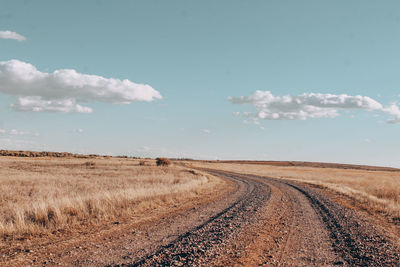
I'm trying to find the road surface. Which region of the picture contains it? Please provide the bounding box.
[115,169,400,266]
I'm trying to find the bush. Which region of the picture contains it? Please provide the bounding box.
[84,161,96,168]
[156,157,171,166]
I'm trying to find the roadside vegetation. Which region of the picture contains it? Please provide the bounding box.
[0,157,219,237]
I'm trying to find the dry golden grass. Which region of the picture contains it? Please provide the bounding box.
[0,157,220,237]
[188,161,400,221]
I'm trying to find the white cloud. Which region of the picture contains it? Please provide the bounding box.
[10,97,93,113]
[0,31,26,41]
[243,118,260,125]
[0,128,39,136]
[0,138,49,150]
[136,146,150,152]
[0,128,46,151]
[74,128,84,133]
[364,138,371,143]
[0,60,162,113]
[229,90,400,124]
[383,104,400,124]
[201,129,211,133]
[134,146,189,158]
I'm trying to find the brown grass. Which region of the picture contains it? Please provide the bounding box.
[0,157,221,237]
[187,161,400,223]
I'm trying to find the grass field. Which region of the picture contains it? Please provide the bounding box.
[0,157,221,237]
[188,161,400,223]
[2,155,399,241]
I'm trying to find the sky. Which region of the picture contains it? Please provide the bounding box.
[0,0,400,167]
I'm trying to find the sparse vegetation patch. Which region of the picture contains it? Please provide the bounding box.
[156,157,171,166]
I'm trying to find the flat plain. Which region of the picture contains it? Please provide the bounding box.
[1,154,399,266]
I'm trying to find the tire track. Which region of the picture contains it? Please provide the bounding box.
[117,170,271,266]
[219,171,342,266]
[285,182,400,266]
[212,170,400,266]
[115,169,400,266]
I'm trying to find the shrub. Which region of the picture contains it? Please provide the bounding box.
[156,157,171,166]
[84,161,96,168]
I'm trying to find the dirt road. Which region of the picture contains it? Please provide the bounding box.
[7,169,399,266]
[116,169,400,266]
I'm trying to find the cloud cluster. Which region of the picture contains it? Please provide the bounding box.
[0,30,26,41]
[0,60,162,113]
[229,90,400,123]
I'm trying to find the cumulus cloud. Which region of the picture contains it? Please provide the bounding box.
[201,129,211,134]
[0,60,162,113]
[229,90,400,123]
[0,30,26,41]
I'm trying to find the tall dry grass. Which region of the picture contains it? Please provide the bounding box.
[189,161,400,221]
[0,157,218,237]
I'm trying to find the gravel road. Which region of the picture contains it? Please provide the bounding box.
[117,169,400,266]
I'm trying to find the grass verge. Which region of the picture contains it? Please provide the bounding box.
[0,157,220,238]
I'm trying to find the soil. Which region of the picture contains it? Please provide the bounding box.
[2,168,399,266]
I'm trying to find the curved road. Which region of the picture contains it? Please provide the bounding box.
[113,169,399,266]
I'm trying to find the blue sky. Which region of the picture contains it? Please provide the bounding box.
[0,0,400,167]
